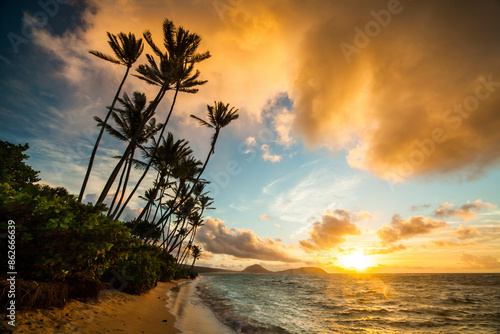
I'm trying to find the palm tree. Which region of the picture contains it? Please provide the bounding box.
[97,19,210,205]
[95,91,161,219]
[190,101,239,182]
[132,133,192,225]
[79,32,144,202]
[142,102,239,243]
[190,245,202,270]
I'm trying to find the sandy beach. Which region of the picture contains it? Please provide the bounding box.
[10,280,183,334]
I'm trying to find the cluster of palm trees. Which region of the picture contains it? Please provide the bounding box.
[78,19,239,270]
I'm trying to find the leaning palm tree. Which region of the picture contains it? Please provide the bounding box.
[142,102,238,242]
[97,19,210,206]
[79,32,144,202]
[132,133,192,225]
[189,101,239,192]
[95,91,161,219]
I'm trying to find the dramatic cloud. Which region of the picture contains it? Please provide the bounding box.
[290,0,500,181]
[453,225,483,240]
[299,210,362,251]
[196,218,298,262]
[433,199,496,220]
[27,0,500,185]
[377,215,448,244]
[460,253,500,269]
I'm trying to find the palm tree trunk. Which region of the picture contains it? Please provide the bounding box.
[147,129,219,237]
[78,65,131,202]
[97,85,168,205]
[107,152,129,217]
[114,87,180,221]
[110,149,135,220]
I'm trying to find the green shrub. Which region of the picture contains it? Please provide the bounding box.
[0,183,133,281]
[105,241,181,295]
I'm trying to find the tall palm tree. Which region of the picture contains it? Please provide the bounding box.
[95,91,161,219]
[97,19,210,205]
[132,133,192,225]
[79,32,144,202]
[190,101,239,183]
[143,102,239,242]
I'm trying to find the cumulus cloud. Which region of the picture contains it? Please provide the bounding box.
[453,225,483,240]
[377,215,448,244]
[433,199,496,220]
[460,253,500,269]
[258,214,270,220]
[290,0,500,181]
[299,209,363,251]
[261,144,282,163]
[245,136,256,147]
[196,218,298,262]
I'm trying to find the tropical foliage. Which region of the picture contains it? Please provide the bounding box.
[0,18,238,307]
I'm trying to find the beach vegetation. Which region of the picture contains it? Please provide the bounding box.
[0,17,238,310]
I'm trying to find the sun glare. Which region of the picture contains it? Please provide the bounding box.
[339,251,371,271]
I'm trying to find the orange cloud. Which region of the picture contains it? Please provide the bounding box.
[299,209,362,251]
[35,0,500,183]
[196,218,298,262]
[433,200,496,220]
[427,240,477,248]
[453,225,483,240]
[366,244,407,255]
[460,253,500,269]
[377,215,448,244]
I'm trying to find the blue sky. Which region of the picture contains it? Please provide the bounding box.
[1,0,500,272]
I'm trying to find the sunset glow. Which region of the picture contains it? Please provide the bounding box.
[1,0,500,274]
[339,251,372,271]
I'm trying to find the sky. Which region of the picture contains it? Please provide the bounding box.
[1,0,500,273]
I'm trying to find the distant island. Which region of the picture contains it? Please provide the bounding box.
[194,264,327,274]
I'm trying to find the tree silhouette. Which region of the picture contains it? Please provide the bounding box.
[79,32,144,202]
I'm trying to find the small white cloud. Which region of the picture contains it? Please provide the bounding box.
[245,136,257,147]
[261,144,282,163]
[273,108,295,148]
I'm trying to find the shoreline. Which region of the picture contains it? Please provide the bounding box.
[168,278,236,334]
[10,280,186,334]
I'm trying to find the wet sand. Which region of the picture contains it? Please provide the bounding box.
[168,279,236,334]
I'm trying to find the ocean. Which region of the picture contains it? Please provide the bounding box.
[193,273,500,333]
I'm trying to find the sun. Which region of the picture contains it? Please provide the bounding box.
[339,251,371,271]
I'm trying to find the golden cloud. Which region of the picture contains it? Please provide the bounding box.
[452,225,483,240]
[299,209,363,251]
[377,214,448,244]
[196,218,298,262]
[433,200,496,220]
[460,253,500,269]
[37,0,500,181]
